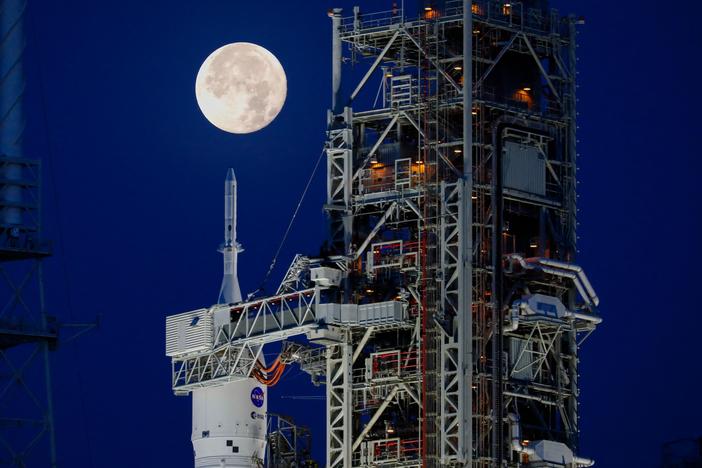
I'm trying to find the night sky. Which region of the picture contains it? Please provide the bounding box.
[18,0,700,466]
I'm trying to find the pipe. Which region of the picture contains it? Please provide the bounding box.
[461,2,473,462]
[329,8,343,115]
[535,258,599,306]
[563,310,602,325]
[537,266,591,307]
[503,302,521,332]
[506,255,597,308]
[573,455,596,467]
[503,391,557,406]
[508,413,534,456]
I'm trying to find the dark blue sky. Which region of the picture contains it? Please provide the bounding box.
[21,0,700,466]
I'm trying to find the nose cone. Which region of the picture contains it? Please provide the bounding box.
[226,168,236,184]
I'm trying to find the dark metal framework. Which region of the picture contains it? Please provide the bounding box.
[320,1,597,466]
[0,156,57,467]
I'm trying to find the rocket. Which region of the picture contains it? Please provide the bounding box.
[218,168,242,304]
[190,169,267,467]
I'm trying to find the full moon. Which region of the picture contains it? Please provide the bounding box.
[195,43,287,134]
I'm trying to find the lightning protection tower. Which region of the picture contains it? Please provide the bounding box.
[0,0,57,466]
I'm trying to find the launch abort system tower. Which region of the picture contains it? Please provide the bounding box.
[166,2,601,467]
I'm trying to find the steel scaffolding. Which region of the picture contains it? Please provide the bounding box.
[166,2,600,467]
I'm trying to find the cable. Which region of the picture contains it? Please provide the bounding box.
[248,147,326,300]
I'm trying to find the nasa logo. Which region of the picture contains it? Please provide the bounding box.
[250,387,264,408]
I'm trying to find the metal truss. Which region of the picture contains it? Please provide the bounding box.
[326,109,354,255]
[171,340,262,393]
[276,255,311,295]
[221,288,318,342]
[265,413,315,468]
[0,154,57,466]
[438,181,464,465]
[170,288,320,392]
[326,339,352,468]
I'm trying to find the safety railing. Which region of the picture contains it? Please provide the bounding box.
[340,8,405,34]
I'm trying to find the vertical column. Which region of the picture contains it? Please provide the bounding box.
[38,263,57,468]
[325,109,354,257]
[460,0,474,464]
[0,0,27,226]
[566,15,580,450]
[330,8,343,115]
[326,340,352,467]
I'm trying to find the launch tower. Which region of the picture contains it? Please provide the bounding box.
[166,1,601,467]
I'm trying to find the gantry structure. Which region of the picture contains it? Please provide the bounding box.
[166,1,601,467]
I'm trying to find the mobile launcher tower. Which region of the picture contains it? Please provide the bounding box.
[165,1,602,467]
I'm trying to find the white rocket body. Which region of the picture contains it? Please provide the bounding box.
[191,169,268,467]
[191,381,267,467]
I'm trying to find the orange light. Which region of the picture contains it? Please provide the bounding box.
[514,89,534,108]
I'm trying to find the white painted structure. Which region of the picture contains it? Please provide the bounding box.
[192,380,267,467]
[168,169,267,467]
